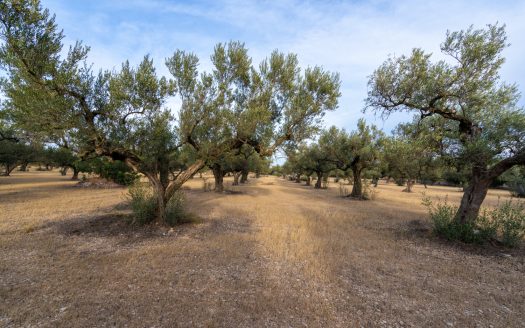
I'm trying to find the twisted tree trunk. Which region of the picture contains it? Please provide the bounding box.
[212,163,224,192]
[3,164,17,176]
[241,167,248,183]
[60,167,69,176]
[314,171,322,189]
[350,166,363,198]
[402,179,414,192]
[452,150,525,224]
[140,159,205,225]
[71,167,79,180]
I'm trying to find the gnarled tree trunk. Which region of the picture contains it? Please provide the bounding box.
[154,183,168,224]
[241,168,248,183]
[295,173,301,183]
[402,179,414,192]
[3,164,17,176]
[71,167,79,180]
[315,171,323,189]
[455,172,492,224]
[350,166,362,198]
[60,166,68,176]
[212,163,224,192]
[140,159,205,225]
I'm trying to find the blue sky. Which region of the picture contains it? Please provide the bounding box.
[43,0,525,135]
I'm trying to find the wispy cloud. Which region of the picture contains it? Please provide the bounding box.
[43,0,525,133]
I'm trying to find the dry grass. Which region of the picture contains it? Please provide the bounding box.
[1,171,524,327]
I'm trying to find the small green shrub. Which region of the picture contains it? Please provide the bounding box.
[98,160,138,186]
[362,179,378,200]
[422,196,525,247]
[127,182,187,226]
[128,182,157,225]
[165,191,186,226]
[491,200,525,247]
[473,210,499,243]
[422,196,493,244]
[80,158,139,186]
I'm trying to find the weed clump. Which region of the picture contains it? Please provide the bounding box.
[127,182,187,226]
[202,177,213,192]
[422,195,525,247]
[362,179,378,200]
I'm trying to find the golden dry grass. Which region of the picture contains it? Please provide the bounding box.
[1,171,524,327]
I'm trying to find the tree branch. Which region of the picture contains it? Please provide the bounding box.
[488,148,525,179]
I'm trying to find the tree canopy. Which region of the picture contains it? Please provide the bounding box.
[366,24,525,222]
[0,0,340,224]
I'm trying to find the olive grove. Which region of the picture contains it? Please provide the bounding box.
[0,0,340,224]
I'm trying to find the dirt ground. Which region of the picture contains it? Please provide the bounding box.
[0,171,524,327]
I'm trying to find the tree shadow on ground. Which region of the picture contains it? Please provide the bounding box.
[45,213,164,240]
[42,201,256,246]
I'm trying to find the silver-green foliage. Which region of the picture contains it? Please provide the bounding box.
[367,23,525,223]
[423,196,525,247]
[491,201,525,247]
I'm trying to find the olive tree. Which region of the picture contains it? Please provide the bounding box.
[320,120,384,198]
[0,0,340,224]
[0,137,34,175]
[382,136,424,192]
[390,117,446,189]
[366,24,525,223]
[283,144,314,184]
[305,143,335,189]
[0,112,36,175]
[42,147,78,177]
[209,145,265,190]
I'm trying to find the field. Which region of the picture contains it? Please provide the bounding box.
[1,171,524,327]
